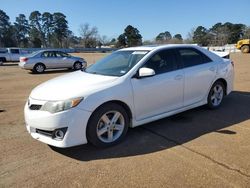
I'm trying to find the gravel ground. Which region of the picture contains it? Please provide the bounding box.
[0,52,250,187]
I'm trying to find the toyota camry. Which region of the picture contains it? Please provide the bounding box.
[24,44,234,148]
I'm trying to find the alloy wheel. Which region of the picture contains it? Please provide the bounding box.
[36,64,44,73]
[211,84,224,107]
[96,111,125,143]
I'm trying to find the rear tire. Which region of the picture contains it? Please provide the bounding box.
[33,63,45,73]
[207,81,225,109]
[241,45,250,53]
[86,103,129,147]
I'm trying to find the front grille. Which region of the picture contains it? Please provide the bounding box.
[29,104,42,110]
[36,129,53,137]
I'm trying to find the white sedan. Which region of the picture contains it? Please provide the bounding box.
[19,50,87,73]
[24,44,234,148]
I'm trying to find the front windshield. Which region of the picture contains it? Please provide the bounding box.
[85,50,148,76]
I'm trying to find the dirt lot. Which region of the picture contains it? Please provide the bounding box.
[0,53,250,187]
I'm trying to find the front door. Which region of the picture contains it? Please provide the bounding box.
[131,49,184,121]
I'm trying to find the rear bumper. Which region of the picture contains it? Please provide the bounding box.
[24,100,92,148]
[226,66,234,95]
[19,62,33,70]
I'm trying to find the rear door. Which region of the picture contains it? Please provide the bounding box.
[176,48,217,106]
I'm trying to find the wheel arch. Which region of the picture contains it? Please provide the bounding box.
[212,78,228,95]
[35,62,46,68]
[74,61,82,65]
[87,100,133,127]
[32,62,46,73]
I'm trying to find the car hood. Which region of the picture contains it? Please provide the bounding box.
[30,71,119,101]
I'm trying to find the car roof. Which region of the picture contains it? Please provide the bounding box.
[119,44,223,62]
[38,49,64,53]
[119,44,200,51]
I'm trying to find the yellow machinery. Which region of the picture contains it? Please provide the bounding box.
[236,39,250,53]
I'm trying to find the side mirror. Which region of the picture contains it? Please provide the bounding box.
[138,67,155,78]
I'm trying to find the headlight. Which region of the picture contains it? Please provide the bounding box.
[41,98,83,113]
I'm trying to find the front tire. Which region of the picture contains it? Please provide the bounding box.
[86,103,129,147]
[73,61,82,70]
[207,81,225,109]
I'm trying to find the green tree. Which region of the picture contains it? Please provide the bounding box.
[42,12,54,47]
[63,30,77,48]
[210,22,227,45]
[29,27,42,47]
[193,26,210,46]
[124,25,142,47]
[14,14,30,47]
[52,12,69,47]
[0,9,14,47]
[156,31,172,43]
[209,22,246,45]
[116,34,126,48]
[109,38,116,46]
[243,26,250,39]
[173,34,183,41]
[226,23,245,43]
[29,11,45,47]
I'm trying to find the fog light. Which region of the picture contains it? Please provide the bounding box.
[55,130,64,139]
[53,127,67,140]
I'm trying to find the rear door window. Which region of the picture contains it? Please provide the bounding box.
[41,51,55,58]
[177,48,212,68]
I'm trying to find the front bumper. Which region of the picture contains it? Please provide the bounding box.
[24,99,92,148]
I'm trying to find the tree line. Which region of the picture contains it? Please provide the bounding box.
[0,10,72,48]
[192,23,250,46]
[0,9,249,48]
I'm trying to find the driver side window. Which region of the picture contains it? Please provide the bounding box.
[143,49,178,75]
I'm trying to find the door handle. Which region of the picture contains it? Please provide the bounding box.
[209,67,215,72]
[174,75,183,80]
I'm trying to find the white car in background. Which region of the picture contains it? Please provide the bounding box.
[24,44,234,148]
[19,50,87,73]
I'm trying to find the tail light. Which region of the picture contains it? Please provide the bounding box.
[20,57,28,62]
